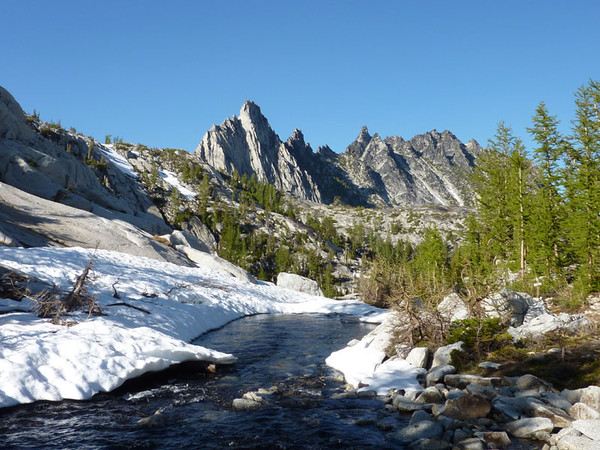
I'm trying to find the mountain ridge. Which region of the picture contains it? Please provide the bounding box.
[195,101,482,207]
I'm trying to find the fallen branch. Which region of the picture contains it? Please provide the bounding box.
[106,302,151,314]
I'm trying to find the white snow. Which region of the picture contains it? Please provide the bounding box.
[358,359,426,396]
[0,246,388,409]
[160,170,197,199]
[326,312,426,396]
[98,144,139,179]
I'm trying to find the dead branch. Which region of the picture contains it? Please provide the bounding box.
[112,279,121,299]
[107,302,151,314]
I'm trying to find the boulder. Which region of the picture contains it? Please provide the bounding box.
[540,391,574,411]
[431,342,463,369]
[491,396,529,422]
[437,293,469,323]
[508,312,590,341]
[465,384,499,400]
[580,386,600,412]
[276,272,323,297]
[516,374,554,392]
[441,394,491,421]
[444,374,502,390]
[504,417,554,439]
[406,347,429,369]
[524,400,573,428]
[169,230,211,254]
[178,245,256,283]
[180,216,217,253]
[478,361,501,371]
[455,437,485,449]
[478,431,511,448]
[570,403,600,420]
[427,365,456,387]
[392,395,433,413]
[410,409,434,425]
[480,289,534,326]
[572,419,600,441]
[232,398,263,411]
[416,386,445,404]
[390,417,443,445]
[556,435,600,449]
[562,388,584,405]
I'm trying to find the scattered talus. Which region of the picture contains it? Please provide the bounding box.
[196,101,482,207]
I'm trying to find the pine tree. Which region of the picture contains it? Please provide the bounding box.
[566,80,600,290]
[471,122,515,261]
[527,102,566,275]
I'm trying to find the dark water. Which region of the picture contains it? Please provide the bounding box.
[0,314,408,449]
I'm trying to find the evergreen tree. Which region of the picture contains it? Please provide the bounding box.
[471,122,515,261]
[566,80,600,289]
[527,102,566,275]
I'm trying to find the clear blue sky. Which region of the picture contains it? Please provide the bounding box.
[2,1,599,153]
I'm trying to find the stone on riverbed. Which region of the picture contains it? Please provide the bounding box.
[416,386,445,404]
[427,364,456,386]
[390,410,443,445]
[570,402,600,420]
[572,419,600,441]
[393,394,433,412]
[439,394,491,421]
[504,417,553,439]
[444,374,502,390]
[232,397,263,411]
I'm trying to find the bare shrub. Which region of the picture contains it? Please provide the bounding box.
[32,257,103,325]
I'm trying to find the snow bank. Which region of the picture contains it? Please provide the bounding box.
[326,312,425,395]
[0,247,384,408]
[159,169,197,198]
[99,144,139,179]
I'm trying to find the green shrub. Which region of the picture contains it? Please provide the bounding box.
[447,317,510,357]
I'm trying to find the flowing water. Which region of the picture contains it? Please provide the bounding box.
[0,314,409,449]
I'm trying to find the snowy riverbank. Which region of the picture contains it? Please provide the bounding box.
[0,247,390,409]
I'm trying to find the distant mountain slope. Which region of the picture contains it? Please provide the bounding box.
[195,102,482,207]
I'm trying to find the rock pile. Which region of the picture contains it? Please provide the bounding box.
[379,369,600,448]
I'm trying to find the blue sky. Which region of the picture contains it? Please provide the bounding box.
[2,1,599,153]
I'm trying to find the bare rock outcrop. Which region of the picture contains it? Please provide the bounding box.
[195,101,482,208]
[0,86,170,235]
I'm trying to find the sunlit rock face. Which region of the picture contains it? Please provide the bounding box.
[196,101,482,207]
[195,101,321,202]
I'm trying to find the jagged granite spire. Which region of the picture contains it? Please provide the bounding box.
[195,103,482,207]
[195,102,321,202]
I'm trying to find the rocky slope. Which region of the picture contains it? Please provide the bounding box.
[196,101,482,207]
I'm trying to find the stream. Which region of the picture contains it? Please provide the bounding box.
[0,314,408,449]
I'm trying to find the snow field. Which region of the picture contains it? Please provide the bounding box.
[0,247,389,408]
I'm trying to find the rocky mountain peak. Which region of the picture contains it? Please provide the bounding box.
[195,102,481,208]
[346,126,373,157]
[195,102,321,202]
[287,128,306,147]
[357,125,372,145]
[240,100,262,118]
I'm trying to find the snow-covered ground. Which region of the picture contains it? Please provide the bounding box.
[0,246,398,409]
[159,169,197,198]
[99,144,139,179]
